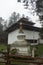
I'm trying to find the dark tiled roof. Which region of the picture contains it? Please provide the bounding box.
[18,18,35,25]
[5,18,40,33]
[5,22,40,33]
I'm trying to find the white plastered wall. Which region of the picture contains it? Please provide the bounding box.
[8,29,39,44]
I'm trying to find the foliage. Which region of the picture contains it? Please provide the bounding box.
[0,17,4,23]
[36,0,43,20]
[36,0,43,39]
[8,12,20,26]
[0,63,5,65]
[0,17,4,34]
[31,44,43,57]
[36,0,43,13]
[0,44,7,51]
[0,23,3,34]
[18,0,37,11]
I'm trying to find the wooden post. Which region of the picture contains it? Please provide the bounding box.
[32,47,35,57]
[6,44,10,65]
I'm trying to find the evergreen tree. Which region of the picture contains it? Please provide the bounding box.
[8,12,20,26]
[36,0,43,39]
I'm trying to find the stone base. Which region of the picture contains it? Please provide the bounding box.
[11,46,31,56]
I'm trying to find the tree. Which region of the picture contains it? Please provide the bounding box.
[8,12,20,26]
[0,23,3,35]
[17,0,37,17]
[0,17,7,44]
[0,17,4,34]
[36,0,43,20]
[0,17,4,23]
[36,0,43,39]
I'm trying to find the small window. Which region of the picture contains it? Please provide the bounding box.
[26,39,37,43]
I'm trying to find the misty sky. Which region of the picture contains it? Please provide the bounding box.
[0,0,41,27]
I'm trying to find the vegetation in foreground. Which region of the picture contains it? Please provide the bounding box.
[0,44,43,57]
[31,44,43,57]
[0,44,7,51]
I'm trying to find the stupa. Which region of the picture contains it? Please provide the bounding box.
[11,22,31,56]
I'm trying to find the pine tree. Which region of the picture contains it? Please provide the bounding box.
[36,0,43,39]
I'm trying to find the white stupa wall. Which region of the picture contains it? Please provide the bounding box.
[8,29,39,44]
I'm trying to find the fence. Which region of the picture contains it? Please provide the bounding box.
[0,45,43,65]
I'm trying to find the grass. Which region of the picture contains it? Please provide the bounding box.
[0,63,5,65]
[11,61,30,65]
[0,44,7,52]
[0,44,7,51]
[31,44,43,57]
[0,62,31,65]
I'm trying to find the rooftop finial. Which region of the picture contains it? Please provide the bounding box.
[19,22,23,33]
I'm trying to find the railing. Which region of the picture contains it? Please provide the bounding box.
[0,45,43,65]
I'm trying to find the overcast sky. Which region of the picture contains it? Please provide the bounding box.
[0,0,41,27]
